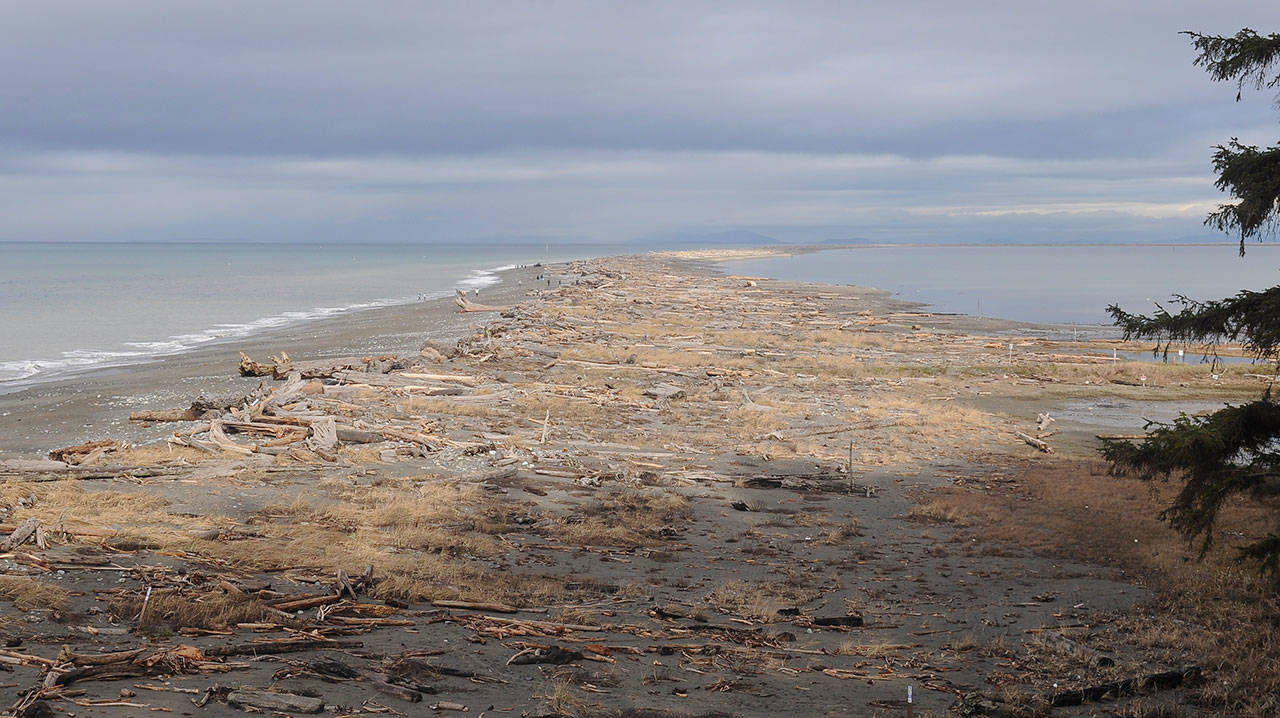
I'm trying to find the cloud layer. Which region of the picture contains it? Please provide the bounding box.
[2,1,1278,243]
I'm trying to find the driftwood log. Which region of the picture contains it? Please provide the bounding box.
[1014,431,1053,453]
[455,289,511,313]
[1049,666,1199,707]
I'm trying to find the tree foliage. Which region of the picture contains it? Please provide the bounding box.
[1183,30,1280,252]
[1104,29,1280,587]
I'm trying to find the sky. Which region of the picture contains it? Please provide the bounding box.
[2,1,1280,245]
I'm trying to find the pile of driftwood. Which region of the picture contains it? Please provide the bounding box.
[126,352,497,462]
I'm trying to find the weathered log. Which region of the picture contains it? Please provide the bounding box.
[380,427,441,451]
[372,679,424,702]
[294,355,400,379]
[203,638,362,658]
[57,646,147,666]
[238,352,291,378]
[644,383,686,401]
[169,435,219,455]
[460,465,518,484]
[49,440,121,463]
[507,645,582,665]
[207,421,254,455]
[1049,666,1199,707]
[306,417,338,454]
[1,518,41,551]
[455,289,511,313]
[1014,431,1053,453]
[128,409,198,423]
[226,689,323,714]
[813,615,864,627]
[399,372,480,386]
[271,594,342,612]
[431,599,519,613]
[336,426,385,444]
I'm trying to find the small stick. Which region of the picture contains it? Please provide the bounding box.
[540,409,551,444]
[137,586,153,626]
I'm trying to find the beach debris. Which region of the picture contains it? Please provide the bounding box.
[812,615,865,628]
[129,408,200,422]
[1013,431,1053,453]
[455,289,511,313]
[47,439,121,464]
[506,644,582,665]
[1048,666,1200,707]
[643,383,686,401]
[0,518,42,551]
[1036,412,1055,433]
[431,599,520,613]
[238,351,292,378]
[226,688,324,714]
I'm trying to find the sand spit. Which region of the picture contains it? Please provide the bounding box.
[0,251,1271,716]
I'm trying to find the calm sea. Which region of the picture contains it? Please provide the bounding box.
[723,244,1280,326]
[0,242,619,387]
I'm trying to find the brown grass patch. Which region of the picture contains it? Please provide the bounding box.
[0,576,70,611]
[110,590,281,633]
[705,579,821,623]
[549,490,690,548]
[917,460,1280,715]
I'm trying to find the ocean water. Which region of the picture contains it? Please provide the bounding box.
[723,244,1280,326]
[0,242,614,387]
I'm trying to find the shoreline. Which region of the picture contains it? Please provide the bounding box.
[0,262,554,458]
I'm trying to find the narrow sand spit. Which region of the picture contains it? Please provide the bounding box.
[0,251,1271,716]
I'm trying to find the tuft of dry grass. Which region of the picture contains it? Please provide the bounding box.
[548,490,690,548]
[917,461,1280,715]
[705,579,820,623]
[0,576,70,612]
[833,641,912,658]
[110,590,281,633]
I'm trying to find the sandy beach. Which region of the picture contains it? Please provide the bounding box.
[0,249,1272,716]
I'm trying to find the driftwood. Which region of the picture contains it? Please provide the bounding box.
[399,372,480,386]
[49,440,121,463]
[813,615,864,627]
[431,599,519,613]
[0,519,41,551]
[239,353,399,380]
[128,409,199,423]
[226,689,323,714]
[207,421,254,456]
[1014,431,1053,453]
[506,645,582,665]
[336,426,384,444]
[1049,666,1199,707]
[204,638,362,658]
[306,417,339,455]
[238,351,292,378]
[644,383,686,401]
[455,289,511,313]
[380,427,441,451]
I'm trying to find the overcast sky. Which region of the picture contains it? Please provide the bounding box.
[2,1,1279,244]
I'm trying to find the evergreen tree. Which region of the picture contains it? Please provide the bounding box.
[1104,29,1280,585]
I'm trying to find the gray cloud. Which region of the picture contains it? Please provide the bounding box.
[1,1,1278,243]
